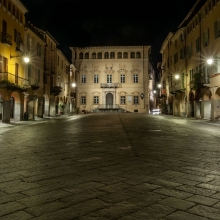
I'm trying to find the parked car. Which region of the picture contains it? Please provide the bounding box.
[152,109,161,115]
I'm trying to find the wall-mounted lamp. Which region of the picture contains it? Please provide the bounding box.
[206,56,220,65]
[10,53,30,63]
[140,93,144,99]
[158,84,162,88]
[71,83,76,88]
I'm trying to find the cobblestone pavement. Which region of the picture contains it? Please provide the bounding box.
[1,113,220,219]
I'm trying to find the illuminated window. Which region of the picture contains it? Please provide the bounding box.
[134,96,139,104]
[133,74,138,83]
[94,96,99,104]
[120,74,125,83]
[120,96,126,104]
[81,74,86,83]
[94,74,98,83]
[107,74,112,83]
[81,96,86,104]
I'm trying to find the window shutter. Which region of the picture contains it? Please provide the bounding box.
[214,21,217,39]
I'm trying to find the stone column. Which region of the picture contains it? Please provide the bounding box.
[2,100,11,123]
[27,96,35,120]
[38,97,43,118]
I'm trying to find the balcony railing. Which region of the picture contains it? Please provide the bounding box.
[0,72,29,87]
[169,83,186,94]
[1,32,12,46]
[100,83,120,88]
[15,43,24,54]
[0,72,41,91]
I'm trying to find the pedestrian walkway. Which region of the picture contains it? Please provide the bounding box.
[1,113,220,219]
[0,114,73,128]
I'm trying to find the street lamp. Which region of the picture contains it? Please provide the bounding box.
[207,58,213,65]
[158,84,161,88]
[175,74,180,79]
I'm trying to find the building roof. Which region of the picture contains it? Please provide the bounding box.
[178,0,207,28]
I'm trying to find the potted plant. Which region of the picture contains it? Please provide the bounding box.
[59,103,65,114]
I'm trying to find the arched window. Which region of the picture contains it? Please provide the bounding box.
[79,52,83,59]
[110,52,115,59]
[104,52,109,59]
[130,52,135,58]
[117,52,122,59]
[92,52,96,59]
[97,52,102,59]
[85,52,89,59]
[123,52,128,59]
[136,52,141,58]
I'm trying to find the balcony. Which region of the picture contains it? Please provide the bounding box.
[15,43,25,54]
[169,84,186,94]
[0,72,29,91]
[100,83,120,88]
[1,32,12,46]
[51,86,62,96]
[70,92,76,98]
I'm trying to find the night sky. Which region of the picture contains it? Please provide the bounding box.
[21,0,198,64]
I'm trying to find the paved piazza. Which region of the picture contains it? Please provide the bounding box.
[1,113,220,219]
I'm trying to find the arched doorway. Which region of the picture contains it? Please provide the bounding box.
[189,90,194,117]
[11,91,22,121]
[10,97,15,118]
[106,93,113,105]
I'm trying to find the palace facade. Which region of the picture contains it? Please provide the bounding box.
[70,46,155,113]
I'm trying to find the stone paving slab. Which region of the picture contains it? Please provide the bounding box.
[1,114,220,219]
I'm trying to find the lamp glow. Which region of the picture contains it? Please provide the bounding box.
[158,84,161,88]
[175,74,179,79]
[71,83,76,87]
[23,57,30,63]
[207,58,213,65]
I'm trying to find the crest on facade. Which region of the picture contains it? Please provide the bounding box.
[131,64,141,74]
[131,68,141,74]
[104,64,115,73]
[79,65,88,74]
[90,65,101,74]
[118,64,128,73]
[104,67,115,73]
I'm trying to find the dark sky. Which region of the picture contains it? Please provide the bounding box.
[21,0,198,64]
